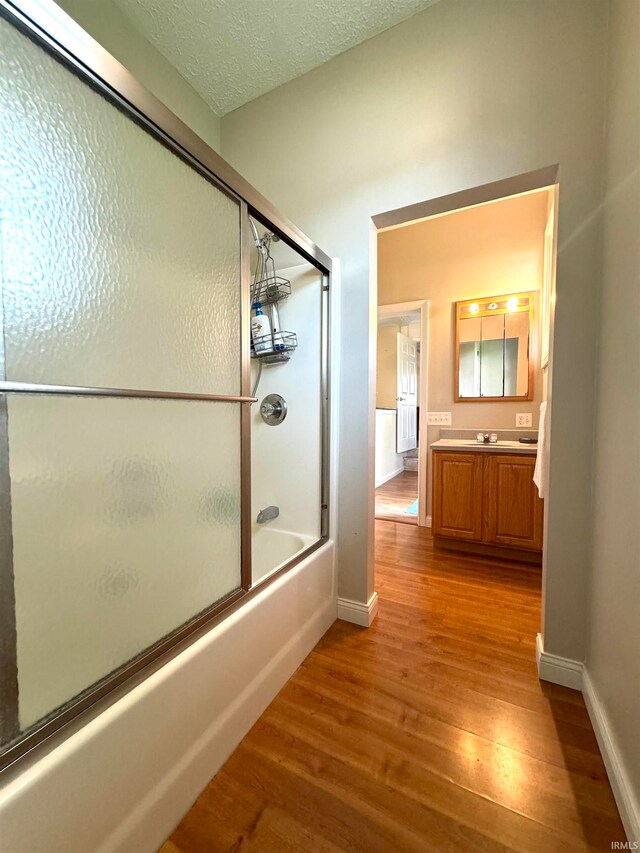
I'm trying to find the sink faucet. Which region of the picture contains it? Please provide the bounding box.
[477,433,498,444]
[257,505,279,524]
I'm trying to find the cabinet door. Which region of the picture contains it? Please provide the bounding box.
[432,452,483,541]
[484,454,544,551]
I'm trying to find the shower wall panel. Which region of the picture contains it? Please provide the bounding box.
[251,263,322,534]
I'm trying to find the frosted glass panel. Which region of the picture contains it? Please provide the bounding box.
[0,18,240,395]
[8,394,241,730]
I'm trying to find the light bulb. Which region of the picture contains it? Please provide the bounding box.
[469,303,480,314]
[507,297,519,312]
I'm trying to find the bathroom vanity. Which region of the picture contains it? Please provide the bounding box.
[431,439,543,563]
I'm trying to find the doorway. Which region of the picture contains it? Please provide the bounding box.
[370,165,559,652]
[375,300,429,526]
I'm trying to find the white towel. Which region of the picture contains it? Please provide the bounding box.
[533,401,548,499]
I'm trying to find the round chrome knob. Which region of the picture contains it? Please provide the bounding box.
[260,393,287,426]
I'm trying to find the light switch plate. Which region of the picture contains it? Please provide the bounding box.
[516,413,532,428]
[427,412,452,425]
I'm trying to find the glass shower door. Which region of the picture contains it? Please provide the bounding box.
[0,16,245,746]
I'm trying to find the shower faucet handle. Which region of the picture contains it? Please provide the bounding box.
[260,393,287,426]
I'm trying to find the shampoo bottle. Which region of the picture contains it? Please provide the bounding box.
[251,302,273,353]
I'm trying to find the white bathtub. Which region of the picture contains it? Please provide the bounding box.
[252,526,318,585]
[0,539,336,852]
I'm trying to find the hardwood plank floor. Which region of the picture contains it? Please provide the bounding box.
[375,470,418,524]
[160,521,625,852]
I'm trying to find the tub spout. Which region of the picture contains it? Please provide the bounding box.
[257,505,279,524]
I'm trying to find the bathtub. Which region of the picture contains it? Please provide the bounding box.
[0,538,336,852]
[252,526,319,585]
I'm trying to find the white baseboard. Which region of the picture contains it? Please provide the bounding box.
[535,633,583,690]
[582,668,640,844]
[375,466,404,488]
[536,639,639,843]
[337,592,379,627]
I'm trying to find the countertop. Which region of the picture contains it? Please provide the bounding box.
[431,438,538,455]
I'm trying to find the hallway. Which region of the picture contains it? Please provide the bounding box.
[375,470,419,524]
[162,522,625,852]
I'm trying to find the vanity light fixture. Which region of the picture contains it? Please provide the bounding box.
[488,302,498,310]
[507,296,519,312]
[469,303,480,314]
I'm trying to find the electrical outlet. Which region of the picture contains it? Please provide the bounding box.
[516,413,532,428]
[427,412,452,425]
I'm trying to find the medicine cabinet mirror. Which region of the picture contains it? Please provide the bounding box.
[455,292,534,401]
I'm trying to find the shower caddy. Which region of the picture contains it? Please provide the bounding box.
[250,224,297,365]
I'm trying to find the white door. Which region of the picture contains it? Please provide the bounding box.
[396,332,418,453]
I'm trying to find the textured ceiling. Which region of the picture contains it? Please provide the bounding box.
[113,0,439,115]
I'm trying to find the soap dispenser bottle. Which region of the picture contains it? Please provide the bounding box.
[251,302,273,353]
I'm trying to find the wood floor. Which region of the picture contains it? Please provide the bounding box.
[375,470,418,524]
[161,522,625,852]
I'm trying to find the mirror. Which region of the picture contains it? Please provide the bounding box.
[455,293,533,401]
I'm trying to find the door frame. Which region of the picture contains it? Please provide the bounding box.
[377,300,430,527]
[369,165,560,666]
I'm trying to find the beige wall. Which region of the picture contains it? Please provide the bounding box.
[376,323,399,409]
[587,0,640,838]
[378,191,548,513]
[56,0,221,152]
[221,0,607,659]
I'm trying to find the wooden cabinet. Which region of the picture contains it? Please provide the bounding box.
[484,454,543,551]
[432,452,483,541]
[433,449,543,561]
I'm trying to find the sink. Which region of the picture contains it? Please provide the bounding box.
[462,440,526,448]
[431,438,538,452]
